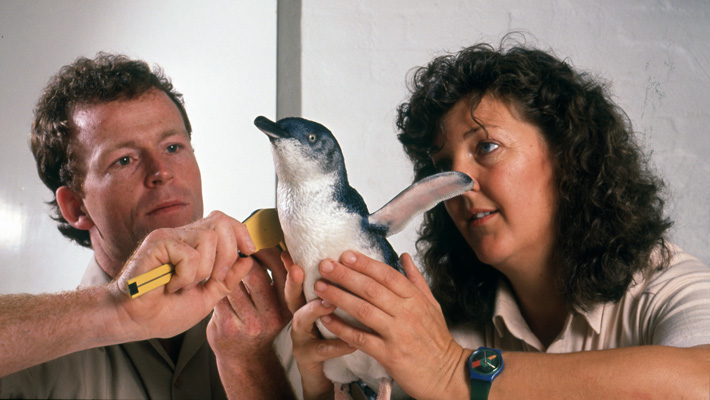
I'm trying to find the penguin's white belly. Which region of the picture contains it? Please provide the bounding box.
[278,196,384,309]
[278,190,407,397]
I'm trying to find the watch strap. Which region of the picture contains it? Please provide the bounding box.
[470,378,492,400]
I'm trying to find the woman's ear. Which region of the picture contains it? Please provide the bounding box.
[56,186,94,230]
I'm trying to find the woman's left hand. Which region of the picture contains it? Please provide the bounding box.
[314,251,471,400]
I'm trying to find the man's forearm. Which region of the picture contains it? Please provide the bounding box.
[0,214,259,378]
[0,286,123,377]
[216,349,296,400]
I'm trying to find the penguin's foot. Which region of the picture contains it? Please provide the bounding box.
[334,382,351,400]
[376,378,392,400]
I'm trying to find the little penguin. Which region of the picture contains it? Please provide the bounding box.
[254,116,473,400]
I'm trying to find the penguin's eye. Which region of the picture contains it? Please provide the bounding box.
[308,134,317,143]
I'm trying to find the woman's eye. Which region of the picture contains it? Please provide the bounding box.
[479,142,499,154]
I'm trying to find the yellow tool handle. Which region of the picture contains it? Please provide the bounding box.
[126,208,285,298]
[127,264,173,298]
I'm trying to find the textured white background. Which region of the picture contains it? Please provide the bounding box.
[2,0,708,294]
[297,0,710,267]
[0,0,277,293]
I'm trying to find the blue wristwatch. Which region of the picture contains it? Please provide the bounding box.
[468,347,504,400]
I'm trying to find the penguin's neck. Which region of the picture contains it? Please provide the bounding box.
[276,173,352,240]
[278,173,336,202]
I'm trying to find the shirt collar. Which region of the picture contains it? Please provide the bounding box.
[491,279,604,350]
[491,279,540,347]
[78,256,112,288]
[577,302,604,335]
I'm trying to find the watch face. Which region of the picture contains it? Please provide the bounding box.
[470,349,502,376]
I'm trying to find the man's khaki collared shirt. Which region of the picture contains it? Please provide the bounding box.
[0,258,227,399]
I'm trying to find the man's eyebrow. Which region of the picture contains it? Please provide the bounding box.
[158,129,190,141]
[99,129,189,157]
[97,139,137,158]
[113,129,188,148]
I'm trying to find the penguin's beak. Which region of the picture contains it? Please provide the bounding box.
[254,116,288,141]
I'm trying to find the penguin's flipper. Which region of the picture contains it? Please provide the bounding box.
[368,171,473,236]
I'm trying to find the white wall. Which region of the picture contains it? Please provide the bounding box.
[2,1,709,295]
[0,0,277,294]
[298,0,710,265]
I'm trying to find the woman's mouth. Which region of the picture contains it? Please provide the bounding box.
[473,211,495,220]
[469,210,498,226]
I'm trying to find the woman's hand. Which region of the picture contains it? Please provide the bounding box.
[313,251,471,400]
[283,252,357,400]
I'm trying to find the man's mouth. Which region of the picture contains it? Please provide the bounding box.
[147,201,188,216]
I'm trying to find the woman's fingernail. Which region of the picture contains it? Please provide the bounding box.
[320,260,334,273]
[342,251,356,265]
[321,299,332,308]
[321,315,332,324]
[315,281,327,292]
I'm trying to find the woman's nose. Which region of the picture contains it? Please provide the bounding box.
[450,158,480,192]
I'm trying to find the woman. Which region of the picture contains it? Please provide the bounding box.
[284,40,710,399]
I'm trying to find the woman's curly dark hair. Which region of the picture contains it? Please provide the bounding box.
[396,39,672,327]
[30,53,191,248]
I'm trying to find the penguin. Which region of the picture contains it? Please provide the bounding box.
[254,116,473,400]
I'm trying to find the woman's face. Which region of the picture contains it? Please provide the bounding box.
[431,95,558,274]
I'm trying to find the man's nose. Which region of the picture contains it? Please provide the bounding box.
[145,154,174,187]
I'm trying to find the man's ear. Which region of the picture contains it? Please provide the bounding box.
[56,186,94,230]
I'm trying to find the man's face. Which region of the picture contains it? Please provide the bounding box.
[69,89,203,274]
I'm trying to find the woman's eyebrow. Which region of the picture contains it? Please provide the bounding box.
[463,125,482,138]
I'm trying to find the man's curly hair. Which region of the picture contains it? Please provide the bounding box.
[396,40,672,327]
[30,53,191,248]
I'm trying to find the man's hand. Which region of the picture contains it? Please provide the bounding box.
[207,247,290,359]
[0,210,256,377]
[207,247,295,399]
[108,210,256,342]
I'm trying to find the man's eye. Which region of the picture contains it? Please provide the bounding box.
[479,142,499,154]
[167,144,180,153]
[117,156,131,166]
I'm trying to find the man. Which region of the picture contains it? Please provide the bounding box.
[0,53,294,399]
